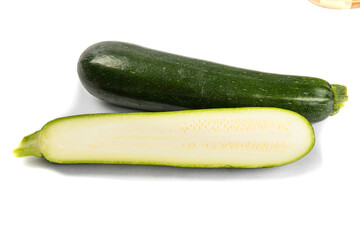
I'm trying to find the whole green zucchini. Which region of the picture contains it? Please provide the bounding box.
[77,41,348,122]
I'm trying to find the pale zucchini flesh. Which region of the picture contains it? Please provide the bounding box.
[14,108,315,168]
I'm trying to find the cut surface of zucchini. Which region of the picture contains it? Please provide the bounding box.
[14,108,315,168]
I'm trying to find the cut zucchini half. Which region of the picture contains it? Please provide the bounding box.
[14,108,315,168]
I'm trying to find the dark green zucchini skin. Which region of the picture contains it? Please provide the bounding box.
[77,41,347,122]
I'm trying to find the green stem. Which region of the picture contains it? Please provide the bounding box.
[331,84,348,116]
[13,130,43,158]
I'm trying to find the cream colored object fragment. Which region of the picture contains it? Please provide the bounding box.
[309,0,360,9]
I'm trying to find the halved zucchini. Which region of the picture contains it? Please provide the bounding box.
[14,108,315,168]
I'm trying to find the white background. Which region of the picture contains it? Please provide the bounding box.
[1,0,359,239]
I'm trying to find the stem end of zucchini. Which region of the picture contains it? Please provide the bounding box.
[13,131,43,158]
[331,84,348,116]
